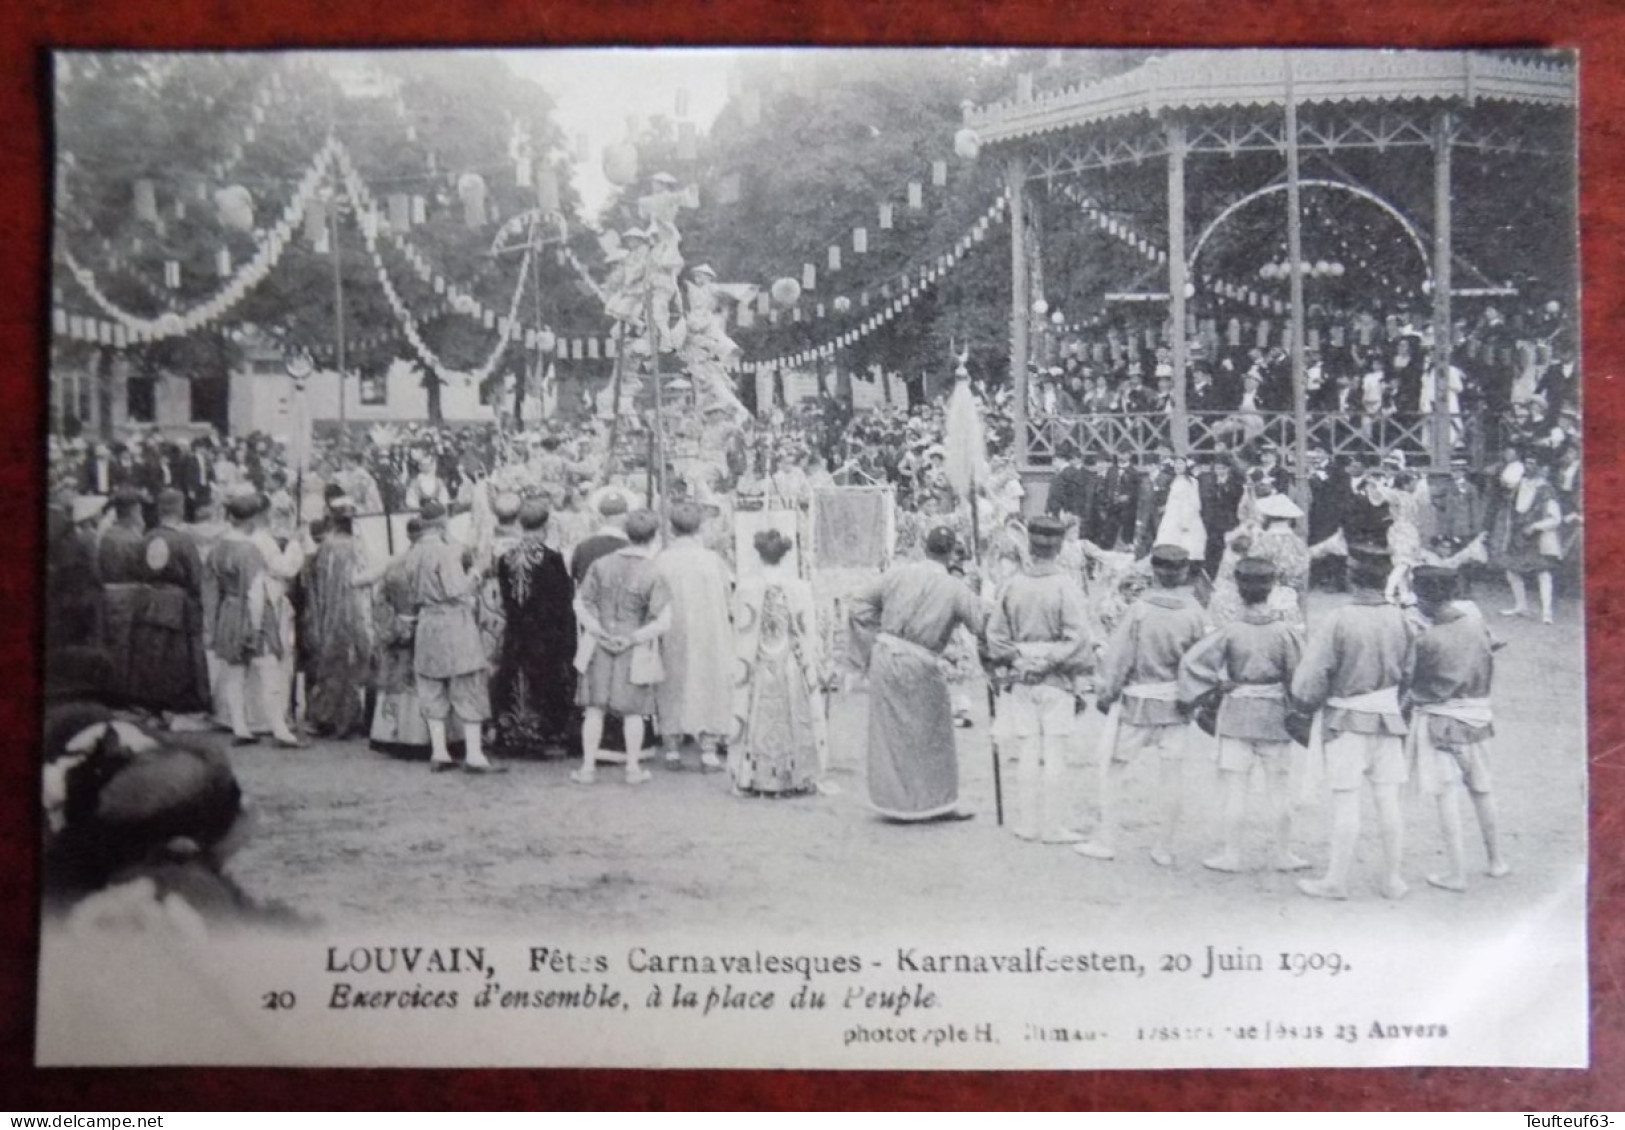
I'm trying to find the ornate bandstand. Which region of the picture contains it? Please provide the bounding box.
[966,49,1576,496]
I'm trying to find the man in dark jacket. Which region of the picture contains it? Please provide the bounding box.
[1197,453,1245,578]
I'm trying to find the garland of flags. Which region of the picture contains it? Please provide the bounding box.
[1059,184,1291,316]
[737,191,1009,373]
[57,139,342,345]
[340,145,533,387]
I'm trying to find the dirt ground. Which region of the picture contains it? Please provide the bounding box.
[226,590,1588,942]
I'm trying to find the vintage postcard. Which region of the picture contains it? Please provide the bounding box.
[36,46,1585,1068]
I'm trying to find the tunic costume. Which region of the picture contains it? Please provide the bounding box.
[410,530,490,723]
[848,560,987,821]
[575,545,669,718]
[302,532,375,738]
[126,524,211,714]
[652,536,736,738]
[370,542,433,754]
[1178,607,1303,772]
[202,533,271,666]
[1095,589,1211,763]
[730,565,827,795]
[985,561,1092,741]
[1405,602,1497,796]
[491,534,578,755]
[1290,595,1414,795]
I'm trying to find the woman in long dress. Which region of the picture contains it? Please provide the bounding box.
[491,498,578,757]
[302,502,379,739]
[729,529,828,797]
[1152,456,1207,561]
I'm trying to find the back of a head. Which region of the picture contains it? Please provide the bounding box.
[754,528,791,566]
[156,488,186,522]
[1234,556,1276,605]
[669,502,704,536]
[1027,515,1065,562]
[1149,545,1190,588]
[518,497,550,532]
[625,509,661,545]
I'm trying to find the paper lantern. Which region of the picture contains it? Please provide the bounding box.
[213,184,254,232]
[833,295,851,314]
[133,179,158,224]
[771,277,802,307]
[602,143,639,187]
[536,166,560,213]
[954,128,981,160]
[458,173,488,228]
[1032,298,1049,315]
[1050,311,1064,325]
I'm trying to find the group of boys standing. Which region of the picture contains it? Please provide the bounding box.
[858,516,1508,900]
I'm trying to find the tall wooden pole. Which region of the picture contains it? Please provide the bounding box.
[1167,119,1190,457]
[1432,110,1455,468]
[329,187,348,429]
[1284,54,1310,516]
[1007,158,1030,471]
[603,325,626,483]
[646,289,665,508]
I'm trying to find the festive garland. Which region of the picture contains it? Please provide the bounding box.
[58,139,341,344]
[737,191,1009,373]
[342,153,532,388]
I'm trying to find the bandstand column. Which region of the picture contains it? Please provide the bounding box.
[1167,119,1189,457]
[1432,110,1455,468]
[1284,55,1310,513]
[1007,156,1030,470]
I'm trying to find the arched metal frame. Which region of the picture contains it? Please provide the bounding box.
[1186,178,1433,285]
[970,49,1574,490]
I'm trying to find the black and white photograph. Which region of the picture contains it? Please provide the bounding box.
[36,47,1586,1069]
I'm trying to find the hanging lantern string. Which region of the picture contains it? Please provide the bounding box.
[707,102,981,299]
[58,122,336,322]
[738,187,1009,342]
[60,138,342,342]
[338,145,538,334]
[339,145,532,385]
[737,190,1009,373]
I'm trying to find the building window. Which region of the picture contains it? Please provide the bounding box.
[358,371,387,406]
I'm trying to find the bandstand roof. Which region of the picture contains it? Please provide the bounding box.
[967,50,1575,146]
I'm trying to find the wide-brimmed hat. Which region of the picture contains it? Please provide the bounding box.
[1256,493,1303,521]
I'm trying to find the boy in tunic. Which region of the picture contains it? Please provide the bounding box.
[412,500,500,773]
[1178,557,1307,873]
[1076,545,1211,865]
[1290,545,1415,899]
[573,509,672,786]
[985,516,1092,844]
[1406,564,1510,890]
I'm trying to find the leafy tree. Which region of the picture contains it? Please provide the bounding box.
[53,51,598,428]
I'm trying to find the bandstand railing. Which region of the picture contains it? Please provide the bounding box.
[1024,409,1489,470]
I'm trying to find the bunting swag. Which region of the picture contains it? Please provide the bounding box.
[737,192,1009,374]
[60,139,342,343]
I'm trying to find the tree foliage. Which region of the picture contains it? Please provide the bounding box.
[54,51,603,421]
